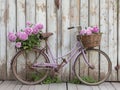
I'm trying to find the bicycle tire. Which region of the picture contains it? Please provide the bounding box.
[74,48,112,85]
[11,48,50,85]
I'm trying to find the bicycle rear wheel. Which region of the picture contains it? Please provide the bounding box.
[74,48,112,85]
[12,48,50,85]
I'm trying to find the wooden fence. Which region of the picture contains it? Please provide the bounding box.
[0,0,119,81]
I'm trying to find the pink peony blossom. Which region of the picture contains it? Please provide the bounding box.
[87,27,94,32]
[15,42,21,48]
[32,26,39,34]
[26,21,32,26]
[86,29,92,35]
[80,29,86,35]
[35,23,43,30]
[8,32,17,42]
[24,27,33,35]
[17,32,28,41]
[92,26,99,33]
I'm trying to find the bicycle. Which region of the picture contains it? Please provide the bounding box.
[11,25,112,85]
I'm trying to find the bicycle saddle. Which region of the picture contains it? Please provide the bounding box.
[40,32,53,39]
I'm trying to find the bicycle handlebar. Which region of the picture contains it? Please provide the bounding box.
[68,25,82,30]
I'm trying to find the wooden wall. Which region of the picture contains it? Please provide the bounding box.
[0,0,119,81]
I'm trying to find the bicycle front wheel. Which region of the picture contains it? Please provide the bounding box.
[74,49,112,85]
[11,48,50,85]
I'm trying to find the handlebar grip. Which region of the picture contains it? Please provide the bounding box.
[68,27,75,29]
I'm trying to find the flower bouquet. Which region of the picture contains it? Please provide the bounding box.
[8,21,43,50]
[77,26,102,48]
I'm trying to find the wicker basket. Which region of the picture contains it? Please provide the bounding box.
[77,33,102,48]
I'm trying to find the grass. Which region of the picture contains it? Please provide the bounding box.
[27,72,97,84]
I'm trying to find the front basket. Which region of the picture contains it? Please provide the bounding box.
[77,33,102,48]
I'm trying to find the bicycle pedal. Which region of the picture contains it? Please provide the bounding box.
[62,58,67,64]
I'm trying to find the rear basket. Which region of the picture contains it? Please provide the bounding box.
[77,33,102,48]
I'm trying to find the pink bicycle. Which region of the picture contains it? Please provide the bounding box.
[11,25,112,85]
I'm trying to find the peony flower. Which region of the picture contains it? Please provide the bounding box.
[17,32,28,41]
[15,42,21,48]
[26,21,32,26]
[32,26,39,34]
[80,29,86,35]
[86,29,92,35]
[87,27,94,32]
[92,26,99,33]
[24,27,33,35]
[8,32,17,42]
[35,23,43,30]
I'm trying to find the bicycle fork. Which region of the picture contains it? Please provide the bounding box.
[82,49,95,69]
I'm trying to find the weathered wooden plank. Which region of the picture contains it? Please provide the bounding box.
[26,0,36,80]
[35,84,49,90]
[103,82,115,90]
[16,0,26,79]
[79,0,89,79]
[80,0,89,28]
[98,83,108,90]
[108,0,117,81]
[0,81,12,89]
[91,86,100,90]
[17,0,26,30]
[118,0,120,81]
[26,0,35,23]
[61,0,70,81]
[0,0,7,80]
[89,0,99,81]
[36,0,46,32]
[56,0,62,80]
[111,82,120,90]
[47,0,57,62]
[49,83,66,90]
[99,82,115,90]
[100,0,109,81]
[6,81,18,90]
[7,0,16,80]
[29,85,35,90]
[13,82,22,90]
[20,85,30,90]
[67,83,77,90]
[77,84,92,90]
[70,0,80,80]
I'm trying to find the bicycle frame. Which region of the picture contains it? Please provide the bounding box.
[37,39,92,70]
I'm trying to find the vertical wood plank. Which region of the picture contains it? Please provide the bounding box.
[108,0,117,81]
[56,0,62,80]
[100,0,109,81]
[47,0,57,62]
[118,0,120,81]
[70,0,80,80]
[0,0,7,80]
[61,0,70,81]
[79,0,89,78]
[17,0,26,30]
[7,0,16,79]
[26,0,35,23]
[17,0,26,78]
[80,0,89,28]
[36,0,46,32]
[89,0,100,80]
